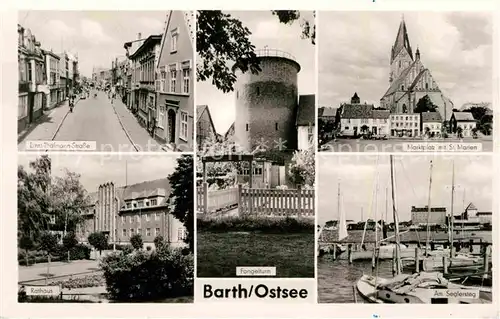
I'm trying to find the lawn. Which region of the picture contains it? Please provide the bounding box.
[197,231,314,278]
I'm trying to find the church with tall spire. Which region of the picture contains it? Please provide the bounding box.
[380,17,454,120]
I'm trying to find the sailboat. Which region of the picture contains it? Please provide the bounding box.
[356,156,492,304]
[318,182,348,258]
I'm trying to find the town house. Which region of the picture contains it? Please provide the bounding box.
[421,111,442,137]
[155,11,195,151]
[450,111,476,137]
[43,50,61,110]
[390,113,420,137]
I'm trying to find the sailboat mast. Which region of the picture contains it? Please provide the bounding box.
[389,155,401,275]
[462,189,466,237]
[425,160,433,256]
[450,160,455,259]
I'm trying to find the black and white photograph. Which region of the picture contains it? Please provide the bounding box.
[317,154,493,304]
[195,11,316,278]
[17,11,195,152]
[17,153,194,303]
[318,12,494,153]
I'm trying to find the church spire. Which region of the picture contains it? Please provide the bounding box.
[391,16,413,63]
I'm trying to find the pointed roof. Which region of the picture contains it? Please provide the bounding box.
[391,18,413,63]
[466,202,477,211]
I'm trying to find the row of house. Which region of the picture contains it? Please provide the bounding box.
[76,178,187,249]
[101,11,195,151]
[320,93,478,138]
[18,24,80,133]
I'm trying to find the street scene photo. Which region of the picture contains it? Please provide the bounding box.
[318,12,494,153]
[196,11,316,278]
[18,11,195,152]
[317,154,493,303]
[17,153,194,302]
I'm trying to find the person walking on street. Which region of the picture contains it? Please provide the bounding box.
[150,117,156,138]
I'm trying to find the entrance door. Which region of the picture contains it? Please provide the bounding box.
[167,109,176,143]
[353,127,358,137]
[372,127,377,135]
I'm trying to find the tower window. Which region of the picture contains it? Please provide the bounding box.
[236,90,239,99]
[399,61,401,68]
[246,123,249,131]
[256,87,260,96]
[425,83,429,90]
[401,85,404,91]
[275,123,279,130]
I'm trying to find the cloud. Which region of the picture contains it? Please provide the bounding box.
[44,20,76,38]
[252,20,298,40]
[138,17,164,33]
[319,11,493,108]
[80,19,113,44]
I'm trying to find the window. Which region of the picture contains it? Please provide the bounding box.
[246,124,249,131]
[307,125,314,142]
[146,214,150,221]
[137,200,144,208]
[27,62,32,82]
[137,228,141,235]
[151,199,158,206]
[158,105,165,128]
[130,228,134,236]
[160,71,166,92]
[133,202,137,208]
[182,68,190,94]
[275,123,279,130]
[123,229,127,237]
[170,29,178,53]
[128,216,132,223]
[425,83,429,90]
[180,111,188,140]
[121,216,125,223]
[136,215,141,223]
[236,91,239,99]
[146,200,150,207]
[256,87,260,95]
[155,227,160,236]
[169,69,177,93]
[345,126,349,130]
[401,85,405,91]
[18,95,28,119]
[177,227,186,241]
[146,228,151,236]
[254,167,263,175]
[399,61,401,68]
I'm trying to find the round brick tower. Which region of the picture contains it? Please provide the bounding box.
[233,49,300,152]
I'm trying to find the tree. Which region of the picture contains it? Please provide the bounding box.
[19,234,35,266]
[17,155,52,242]
[472,127,478,138]
[88,232,108,257]
[154,235,164,249]
[49,170,91,234]
[130,234,143,250]
[414,95,438,113]
[456,126,463,139]
[288,143,315,188]
[39,231,58,279]
[63,231,78,262]
[197,10,315,93]
[168,155,194,252]
[424,126,431,137]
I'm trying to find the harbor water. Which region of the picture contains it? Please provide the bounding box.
[317,230,492,303]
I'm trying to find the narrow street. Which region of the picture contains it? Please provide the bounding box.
[19,91,163,152]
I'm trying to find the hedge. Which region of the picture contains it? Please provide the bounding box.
[18,244,91,266]
[197,216,315,233]
[100,246,193,301]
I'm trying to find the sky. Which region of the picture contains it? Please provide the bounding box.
[18,153,182,192]
[318,11,493,109]
[18,11,167,78]
[317,154,492,225]
[196,10,316,135]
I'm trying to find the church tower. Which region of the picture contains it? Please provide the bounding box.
[389,17,414,83]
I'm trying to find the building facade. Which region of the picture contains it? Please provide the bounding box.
[411,206,446,226]
[76,178,187,249]
[380,18,454,120]
[155,11,195,151]
[196,105,217,148]
[450,111,476,137]
[421,111,442,136]
[129,34,162,127]
[43,50,61,110]
[390,113,420,137]
[339,94,390,137]
[17,24,46,133]
[296,94,315,150]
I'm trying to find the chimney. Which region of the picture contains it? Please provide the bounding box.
[137,33,142,40]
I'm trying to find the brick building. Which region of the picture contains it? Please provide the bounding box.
[77,178,187,249]
[231,48,315,153]
[411,205,446,226]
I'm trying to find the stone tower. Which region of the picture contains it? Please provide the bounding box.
[233,49,300,152]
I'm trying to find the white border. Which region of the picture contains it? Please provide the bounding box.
[2,0,499,318]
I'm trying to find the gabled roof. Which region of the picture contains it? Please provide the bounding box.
[421,111,442,123]
[224,122,235,139]
[296,94,315,126]
[196,104,217,135]
[341,104,373,119]
[466,202,477,211]
[320,107,337,117]
[452,112,475,122]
